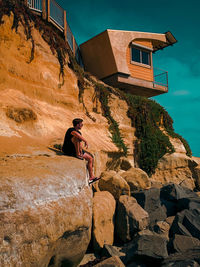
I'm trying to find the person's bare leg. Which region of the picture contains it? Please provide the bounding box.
[71,136,82,157]
[82,152,95,180]
[79,142,83,156]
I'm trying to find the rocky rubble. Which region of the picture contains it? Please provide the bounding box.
[81,181,200,267]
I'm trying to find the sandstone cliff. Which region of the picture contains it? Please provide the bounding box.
[0,12,135,175]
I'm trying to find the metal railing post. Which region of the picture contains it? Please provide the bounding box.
[153,67,168,88]
[42,0,47,20]
[47,0,50,22]
[64,11,67,41]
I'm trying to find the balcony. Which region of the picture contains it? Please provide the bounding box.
[102,67,168,98]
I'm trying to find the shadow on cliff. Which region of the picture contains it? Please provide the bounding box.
[48,147,64,156]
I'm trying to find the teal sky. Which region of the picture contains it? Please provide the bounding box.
[57,0,200,157]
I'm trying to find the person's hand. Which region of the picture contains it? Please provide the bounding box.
[84,141,88,149]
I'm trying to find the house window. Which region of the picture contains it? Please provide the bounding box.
[131,46,151,66]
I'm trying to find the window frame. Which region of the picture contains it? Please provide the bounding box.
[130,43,153,68]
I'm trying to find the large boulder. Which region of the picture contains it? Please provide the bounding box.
[92,191,116,250]
[151,153,197,190]
[169,209,200,240]
[133,188,167,225]
[160,183,200,216]
[115,195,149,242]
[98,171,130,200]
[160,183,198,201]
[169,234,200,253]
[120,167,150,192]
[124,233,168,265]
[0,156,93,267]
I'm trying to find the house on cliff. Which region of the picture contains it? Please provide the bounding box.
[80,30,177,97]
[26,0,177,97]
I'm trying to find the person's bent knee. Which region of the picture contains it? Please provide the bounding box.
[89,157,94,164]
[86,155,93,162]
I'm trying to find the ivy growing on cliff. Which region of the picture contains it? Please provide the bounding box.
[117,93,192,175]
[123,94,174,175]
[93,82,128,155]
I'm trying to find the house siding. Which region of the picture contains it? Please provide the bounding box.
[126,39,154,82]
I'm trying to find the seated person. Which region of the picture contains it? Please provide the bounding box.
[62,118,100,184]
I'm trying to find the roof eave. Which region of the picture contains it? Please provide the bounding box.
[153,31,178,52]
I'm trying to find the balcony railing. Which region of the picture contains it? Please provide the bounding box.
[28,0,42,12]
[153,68,168,88]
[50,0,64,29]
[26,0,83,65]
[67,22,74,51]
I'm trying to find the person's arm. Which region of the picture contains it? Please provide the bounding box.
[71,131,88,149]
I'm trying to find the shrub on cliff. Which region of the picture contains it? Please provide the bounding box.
[123,94,192,175]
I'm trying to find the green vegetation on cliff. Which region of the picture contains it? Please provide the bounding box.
[118,92,191,175]
[93,82,128,155]
[0,0,192,176]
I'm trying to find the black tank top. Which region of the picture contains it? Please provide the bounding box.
[62,127,81,156]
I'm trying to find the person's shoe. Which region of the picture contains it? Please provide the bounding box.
[76,155,84,160]
[89,177,101,185]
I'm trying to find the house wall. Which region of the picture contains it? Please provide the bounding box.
[80,31,118,79]
[126,39,154,82]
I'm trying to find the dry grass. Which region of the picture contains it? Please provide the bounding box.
[6,107,37,123]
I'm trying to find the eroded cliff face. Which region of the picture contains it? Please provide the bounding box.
[0,14,134,175]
